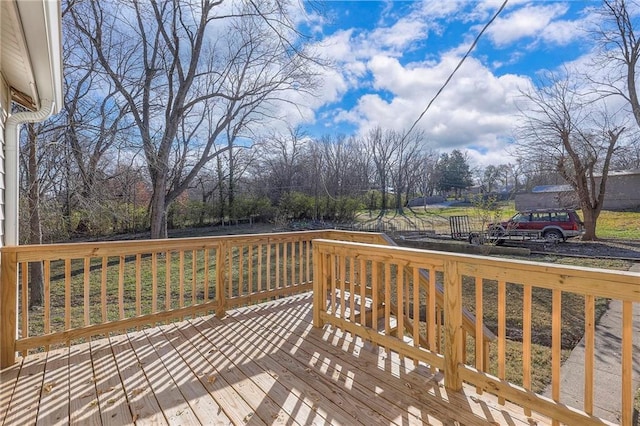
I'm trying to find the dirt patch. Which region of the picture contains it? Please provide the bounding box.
[502,239,640,260]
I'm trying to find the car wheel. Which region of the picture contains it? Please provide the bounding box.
[543,229,564,243]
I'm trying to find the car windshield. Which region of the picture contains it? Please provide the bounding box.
[511,213,530,222]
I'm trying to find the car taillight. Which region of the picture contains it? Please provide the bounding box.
[572,223,578,231]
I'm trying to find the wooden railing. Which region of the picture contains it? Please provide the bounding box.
[0,230,492,370]
[312,239,640,426]
[0,231,327,367]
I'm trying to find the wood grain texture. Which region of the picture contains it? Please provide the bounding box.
[2,292,555,426]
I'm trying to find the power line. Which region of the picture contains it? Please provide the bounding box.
[404,0,509,140]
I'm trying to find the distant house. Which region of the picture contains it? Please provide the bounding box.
[515,170,640,211]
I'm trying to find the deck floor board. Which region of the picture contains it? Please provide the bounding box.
[1,292,550,426]
[68,342,101,425]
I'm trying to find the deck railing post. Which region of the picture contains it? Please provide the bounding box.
[1,250,18,368]
[443,259,463,391]
[312,242,324,328]
[215,243,226,318]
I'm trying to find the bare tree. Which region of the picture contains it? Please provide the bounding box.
[611,137,640,169]
[518,72,625,240]
[257,126,308,203]
[25,124,44,307]
[71,0,318,238]
[592,0,640,128]
[319,134,369,198]
[365,127,394,212]
[388,130,424,213]
[413,149,439,198]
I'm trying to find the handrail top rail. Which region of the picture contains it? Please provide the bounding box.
[0,229,385,254]
[0,230,347,262]
[0,230,389,263]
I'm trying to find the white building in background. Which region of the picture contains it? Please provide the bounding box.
[515,170,640,212]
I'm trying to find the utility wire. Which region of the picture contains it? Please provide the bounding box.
[403,0,509,140]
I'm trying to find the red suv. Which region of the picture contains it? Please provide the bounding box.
[486,209,584,244]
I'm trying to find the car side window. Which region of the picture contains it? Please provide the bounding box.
[532,213,550,221]
[551,212,569,222]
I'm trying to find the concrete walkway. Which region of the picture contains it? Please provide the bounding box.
[543,262,640,424]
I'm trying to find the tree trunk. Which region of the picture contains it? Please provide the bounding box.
[27,124,44,307]
[581,205,599,241]
[228,148,235,219]
[395,189,403,214]
[149,178,168,239]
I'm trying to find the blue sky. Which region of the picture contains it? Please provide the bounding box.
[290,0,604,166]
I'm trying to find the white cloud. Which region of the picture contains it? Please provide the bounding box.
[338,53,533,163]
[485,3,573,46]
[368,18,429,53]
[289,0,597,167]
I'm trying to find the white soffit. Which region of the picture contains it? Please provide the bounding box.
[1,0,39,110]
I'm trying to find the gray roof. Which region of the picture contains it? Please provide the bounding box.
[531,185,574,193]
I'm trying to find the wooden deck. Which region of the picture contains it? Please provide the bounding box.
[1,293,549,426]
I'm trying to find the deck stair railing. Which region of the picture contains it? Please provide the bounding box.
[312,238,640,426]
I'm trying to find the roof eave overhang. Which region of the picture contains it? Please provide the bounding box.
[4,0,63,114]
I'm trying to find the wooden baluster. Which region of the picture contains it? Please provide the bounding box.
[551,288,562,426]
[475,276,484,377]
[248,245,253,293]
[429,269,437,354]
[203,249,209,303]
[266,243,272,292]
[257,244,263,292]
[44,260,51,341]
[238,245,244,295]
[179,251,185,320]
[384,263,391,334]
[306,240,311,284]
[371,261,379,329]
[20,262,28,356]
[498,279,506,405]
[227,246,233,298]
[621,300,633,426]
[330,254,337,317]
[192,250,197,306]
[94,257,105,325]
[339,254,346,319]
[65,259,72,332]
[523,284,532,415]
[583,294,594,415]
[152,253,158,314]
[397,265,404,339]
[275,243,280,290]
[349,257,355,322]
[413,268,419,348]
[360,258,368,326]
[165,252,172,313]
[312,243,324,328]
[215,244,226,319]
[443,260,462,391]
[283,242,287,289]
[136,254,142,318]
[84,258,91,327]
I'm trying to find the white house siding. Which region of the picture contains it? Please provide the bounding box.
[0,79,6,247]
